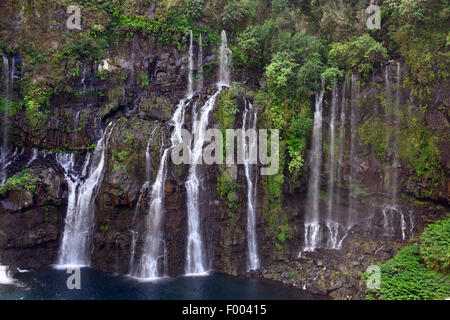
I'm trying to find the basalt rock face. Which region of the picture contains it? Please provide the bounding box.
[0,0,449,300]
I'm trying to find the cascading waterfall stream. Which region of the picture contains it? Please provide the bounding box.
[0,55,16,284]
[198,33,203,91]
[185,30,230,275]
[218,30,231,88]
[303,82,325,252]
[380,63,411,240]
[347,74,358,228]
[127,126,157,274]
[242,100,260,271]
[336,78,347,180]
[1,55,13,186]
[133,147,170,279]
[326,84,340,249]
[185,91,221,275]
[25,148,38,167]
[392,62,401,203]
[132,31,195,279]
[57,122,115,267]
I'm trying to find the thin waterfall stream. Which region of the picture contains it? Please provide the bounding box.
[1,55,14,186]
[242,100,260,271]
[303,82,325,252]
[326,84,340,249]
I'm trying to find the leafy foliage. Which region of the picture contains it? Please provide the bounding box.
[420,218,450,274]
[328,34,388,77]
[363,244,450,300]
[186,0,205,21]
[287,115,313,173]
[0,169,37,196]
[382,0,449,85]
[358,117,390,162]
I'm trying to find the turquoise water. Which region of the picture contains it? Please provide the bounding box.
[0,267,327,300]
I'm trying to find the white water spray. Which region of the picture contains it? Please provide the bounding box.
[185,30,230,274]
[57,123,115,266]
[242,100,260,270]
[303,82,325,251]
[133,31,195,279]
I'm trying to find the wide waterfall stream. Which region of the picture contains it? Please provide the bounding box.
[57,123,116,266]
[185,30,231,275]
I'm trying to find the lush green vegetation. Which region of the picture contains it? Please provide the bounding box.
[0,169,38,196]
[420,218,450,274]
[363,218,450,300]
[328,34,388,78]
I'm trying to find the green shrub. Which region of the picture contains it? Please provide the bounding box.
[328,34,388,77]
[186,0,204,21]
[420,218,450,274]
[0,169,37,196]
[363,244,450,300]
[221,0,251,29]
[287,114,312,173]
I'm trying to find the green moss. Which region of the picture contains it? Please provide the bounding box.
[217,167,240,222]
[0,169,37,196]
[138,72,150,87]
[358,117,390,162]
[398,110,445,199]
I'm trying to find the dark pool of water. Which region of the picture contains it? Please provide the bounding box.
[0,267,328,300]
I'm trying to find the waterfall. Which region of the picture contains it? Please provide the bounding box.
[131,126,157,227]
[380,63,409,240]
[382,205,412,241]
[133,147,169,279]
[326,84,339,249]
[347,74,358,227]
[218,30,231,87]
[303,82,325,251]
[335,76,347,220]
[132,31,195,279]
[198,33,203,91]
[81,63,87,90]
[0,265,13,284]
[1,55,13,185]
[185,91,221,275]
[26,148,38,167]
[128,230,138,273]
[392,62,401,203]
[57,123,115,266]
[187,30,194,97]
[384,64,400,201]
[185,30,230,275]
[114,237,120,275]
[242,100,260,271]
